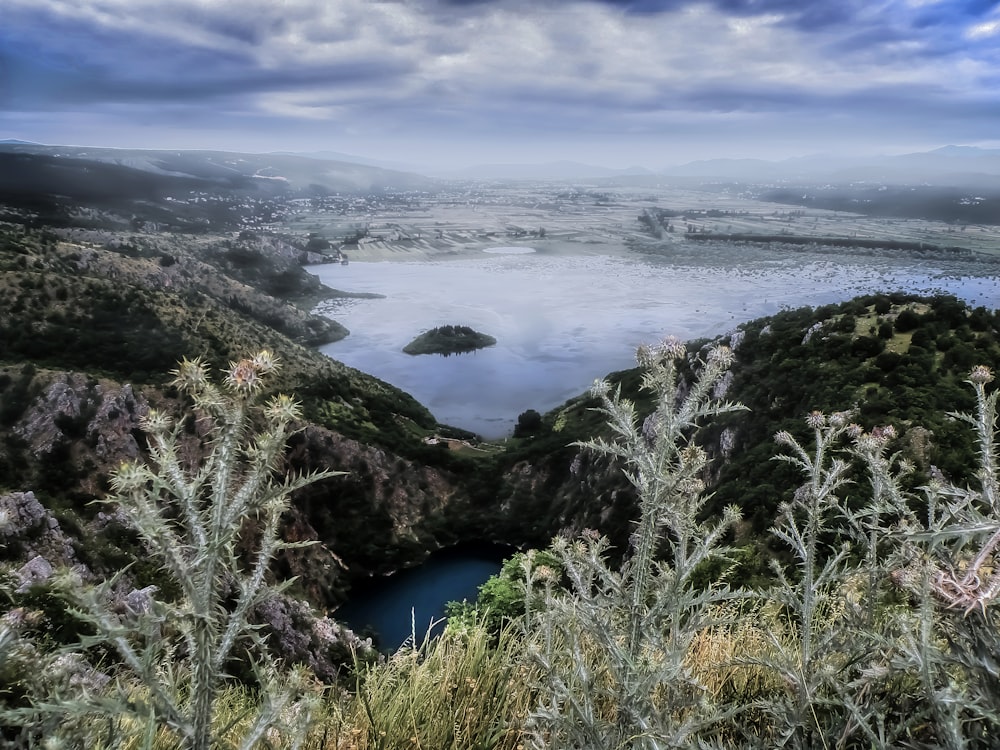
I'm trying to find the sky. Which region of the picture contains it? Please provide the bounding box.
[2,0,1000,169]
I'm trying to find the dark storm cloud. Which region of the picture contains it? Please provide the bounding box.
[0,6,412,110]
[431,0,867,27]
[3,0,999,164]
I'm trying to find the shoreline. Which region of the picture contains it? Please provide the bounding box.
[331,236,635,263]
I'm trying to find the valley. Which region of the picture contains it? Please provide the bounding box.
[3,143,1000,668]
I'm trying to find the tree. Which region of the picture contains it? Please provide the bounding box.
[514,409,544,438]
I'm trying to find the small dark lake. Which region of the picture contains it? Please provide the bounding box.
[335,544,510,651]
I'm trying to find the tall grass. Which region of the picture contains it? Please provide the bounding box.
[335,619,534,750]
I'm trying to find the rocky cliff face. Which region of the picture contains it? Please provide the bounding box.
[500,449,641,551]
[0,366,477,609]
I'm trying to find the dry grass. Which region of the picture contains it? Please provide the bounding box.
[321,622,535,750]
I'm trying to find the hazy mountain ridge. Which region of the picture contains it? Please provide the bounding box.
[0,143,435,199]
[4,140,999,187]
[662,145,1000,185]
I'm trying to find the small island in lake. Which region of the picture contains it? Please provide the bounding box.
[403,325,497,356]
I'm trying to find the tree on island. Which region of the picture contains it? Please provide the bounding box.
[403,325,497,356]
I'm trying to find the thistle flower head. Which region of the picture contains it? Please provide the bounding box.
[264,393,301,424]
[970,364,994,384]
[854,433,881,454]
[828,411,851,429]
[110,461,152,493]
[635,344,655,368]
[806,410,826,429]
[251,349,280,375]
[638,337,686,366]
[140,408,172,435]
[534,565,557,583]
[774,430,795,447]
[590,378,611,399]
[659,336,687,361]
[681,444,707,467]
[170,356,209,393]
[707,345,733,368]
[225,358,264,393]
[873,424,896,442]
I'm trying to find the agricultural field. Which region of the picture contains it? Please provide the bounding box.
[280,180,1000,263]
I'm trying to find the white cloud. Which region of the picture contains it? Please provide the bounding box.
[966,20,1000,39]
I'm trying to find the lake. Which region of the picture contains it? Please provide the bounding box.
[334,544,509,651]
[312,246,1000,438]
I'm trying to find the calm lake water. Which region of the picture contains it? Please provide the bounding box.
[335,545,509,651]
[313,248,1000,438]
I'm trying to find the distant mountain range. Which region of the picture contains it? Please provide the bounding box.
[324,145,1000,184]
[0,142,435,195]
[2,140,999,189]
[659,146,1000,186]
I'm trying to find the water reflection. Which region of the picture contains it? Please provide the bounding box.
[313,252,1000,438]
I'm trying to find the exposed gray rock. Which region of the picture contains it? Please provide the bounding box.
[123,585,159,617]
[14,378,85,456]
[0,491,47,538]
[255,594,375,682]
[719,426,738,458]
[16,555,53,592]
[91,383,146,461]
[0,491,76,567]
[14,375,146,460]
[713,370,735,401]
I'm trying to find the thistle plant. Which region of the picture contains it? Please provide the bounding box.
[762,409,934,749]
[757,412,855,747]
[523,338,745,750]
[884,365,1000,749]
[7,352,338,749]
[923,364,1000,612]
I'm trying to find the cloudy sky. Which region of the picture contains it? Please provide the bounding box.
[2,0,999,168]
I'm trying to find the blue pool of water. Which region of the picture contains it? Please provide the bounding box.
[336,544,510,651]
